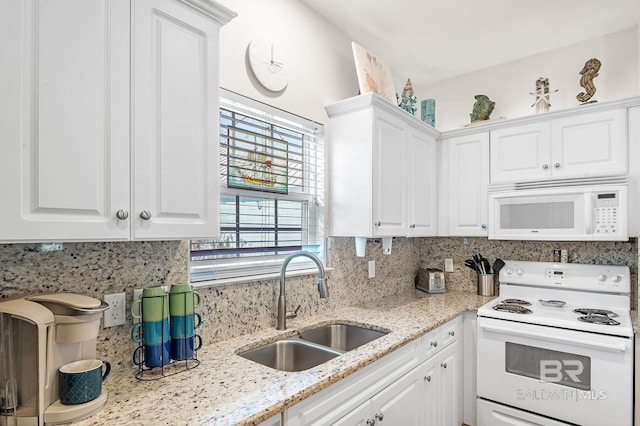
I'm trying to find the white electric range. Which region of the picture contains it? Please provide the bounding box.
[476,260,634,426]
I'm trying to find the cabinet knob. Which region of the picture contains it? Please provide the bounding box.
[375,412,384,421]
[441,362,448,369]
[481,224,487,229]
[374,221,381,227]
[554,162,560,168]
[410,224,416,229]
[430,341,437,348]
[424,375,431,382]
[139,210,152,221]
[116,209,129,220]
[542,163,549,169]
[366,420,375,426]
[449,330,455,337]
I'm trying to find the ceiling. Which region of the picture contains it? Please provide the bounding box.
[300,0,640,86]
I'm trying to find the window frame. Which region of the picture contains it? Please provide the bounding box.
[189,89,326,287]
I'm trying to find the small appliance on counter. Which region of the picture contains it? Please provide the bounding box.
[0,293,109,426]
[415,268,446,294]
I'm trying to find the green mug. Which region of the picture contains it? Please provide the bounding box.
[132,286,169,322]
[169,284,201,316]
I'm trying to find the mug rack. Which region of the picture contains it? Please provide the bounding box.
[132,292,201,381]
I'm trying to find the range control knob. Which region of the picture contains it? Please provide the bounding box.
[611,275,622,283]
[505,268,513,275]
[516,268,525,276]
[597,274,607,282]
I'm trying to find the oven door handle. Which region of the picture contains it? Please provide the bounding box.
[479,323,628,352]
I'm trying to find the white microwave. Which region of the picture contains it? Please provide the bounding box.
[488,182,628,241]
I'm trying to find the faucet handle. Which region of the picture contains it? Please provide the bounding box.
[286,304,301,319]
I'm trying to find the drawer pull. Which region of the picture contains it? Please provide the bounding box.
[449,331,455,337]
[441,362,448,369]
[430,341,437,348]
[424,375,431,382]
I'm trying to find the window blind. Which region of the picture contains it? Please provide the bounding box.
[190,89,324,283]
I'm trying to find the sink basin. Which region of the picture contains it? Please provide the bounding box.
[299,323,388,351]
[238,339,341,372]
[238,322,388,372]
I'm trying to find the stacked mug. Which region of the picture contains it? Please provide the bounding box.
[131,286,170,368]
[168,284,202,361]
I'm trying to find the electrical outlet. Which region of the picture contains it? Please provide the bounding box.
[445,258,454,272]
[368,260,376,279]
[103,293,126,327]
[132,289,143,324]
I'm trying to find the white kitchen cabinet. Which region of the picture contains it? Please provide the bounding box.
[490,108,627,184]
[407,125,438,236]
[444,132,490,236]
[257,414,282,426]
[333,368,422,425]
[0,0,234,242]
[628,106,640,237]
[326,94,438,238]
[286,316,463,426]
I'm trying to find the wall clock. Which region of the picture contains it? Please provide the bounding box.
[247,38,289,92]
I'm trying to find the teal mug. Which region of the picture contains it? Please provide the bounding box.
[131,318,170,345]
[169,312,202,339]
[132,286,169,322]
[168,284,201,316]
[59,359,110,405]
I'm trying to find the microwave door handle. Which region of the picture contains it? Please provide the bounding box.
[585,193,594,235]
[479,323,627,352]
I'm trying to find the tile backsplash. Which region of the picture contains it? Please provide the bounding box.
[0,236,636,370]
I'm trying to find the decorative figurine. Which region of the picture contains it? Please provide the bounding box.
[529,77,558,114]
[470,95,495,122]
[577,58,601,103]
[421,99,436,127]
[396,78,417,115]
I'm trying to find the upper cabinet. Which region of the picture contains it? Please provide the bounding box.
[443,133,490,236]
[327,94,438,238]
[0,0,234,242]
[490,108,627,184]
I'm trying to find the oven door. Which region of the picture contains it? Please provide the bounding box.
[477,316,633,425]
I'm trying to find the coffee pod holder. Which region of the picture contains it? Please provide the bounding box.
[132,293,200,381]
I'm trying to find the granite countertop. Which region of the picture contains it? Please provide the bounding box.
[76,290,493,426]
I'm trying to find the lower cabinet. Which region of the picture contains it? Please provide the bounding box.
[286,316,464,426]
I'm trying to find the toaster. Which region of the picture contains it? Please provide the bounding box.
[415,268,446,294]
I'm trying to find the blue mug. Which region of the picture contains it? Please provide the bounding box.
[59,359,110,405]
[131,318,170,345]
[169,312,202,339]
[171,334,202,361]
[133,341,170,368]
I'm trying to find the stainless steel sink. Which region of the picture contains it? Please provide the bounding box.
[298,323,388,352]
[238,339,341,372]
[238,323,388,371]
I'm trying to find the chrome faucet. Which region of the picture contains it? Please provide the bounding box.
[276,251,328,330]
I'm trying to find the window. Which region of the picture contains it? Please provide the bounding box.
[189,89,324,283]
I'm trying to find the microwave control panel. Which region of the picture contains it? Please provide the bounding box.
[594,192,619,234]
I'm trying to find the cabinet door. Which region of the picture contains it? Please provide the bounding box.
[420,357,440,425]
[333,399,371,426]
[132,0,221,240]
[371,368,422,425]
[439,343,462,426]
[551,108,627,179]
[0,0,130,241]
[407,126,437,236]
[371,109,407,237]
[448,133,489,236]
[490,122,550,183]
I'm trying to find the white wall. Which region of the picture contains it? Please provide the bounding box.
[217,0,358,125]
[416,28,640,131]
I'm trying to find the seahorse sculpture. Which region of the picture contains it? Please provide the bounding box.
[576,58,601,103]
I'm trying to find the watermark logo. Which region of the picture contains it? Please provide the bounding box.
[540,360,584,383]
